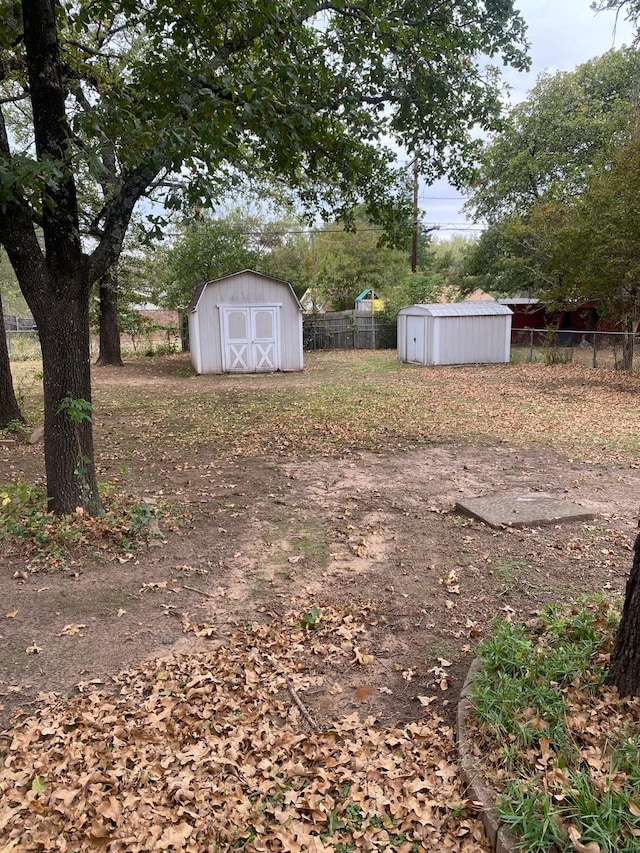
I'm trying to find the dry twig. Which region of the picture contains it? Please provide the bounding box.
[181,584,219,600]
[283,673,321,731]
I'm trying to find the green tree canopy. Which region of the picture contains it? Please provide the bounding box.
[156,218,264,311]
[531,137,640,346]
[466,48,640,224]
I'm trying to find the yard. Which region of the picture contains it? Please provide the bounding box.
[1,350,640,851]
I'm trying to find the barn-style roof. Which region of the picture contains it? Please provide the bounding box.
[187,269,302,313]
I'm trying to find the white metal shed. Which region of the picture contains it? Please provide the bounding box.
[397,301,512,366]
[187,270,304,374]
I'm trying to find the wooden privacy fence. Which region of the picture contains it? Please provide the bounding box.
[303,311,396,351]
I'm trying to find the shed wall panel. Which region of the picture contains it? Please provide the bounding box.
[188,312,202,374]
[434,315,511,365]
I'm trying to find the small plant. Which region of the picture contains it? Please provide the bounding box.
[58,396,94,425]
[0,482,52,543]
[0,418,30,439]
[57,396,99,512]
[0,480,170,569]
[126,500,155,533]
[300,605,321,629]
[543,330,574,364]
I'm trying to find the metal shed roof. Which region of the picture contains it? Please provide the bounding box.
[398,301,512,317]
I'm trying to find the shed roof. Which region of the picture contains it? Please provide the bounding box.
[398,301,512,318]
[187,269,302,313]
[498,298,539,306]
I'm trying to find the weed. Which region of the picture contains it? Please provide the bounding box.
[300,605,321,629]
[0,482,52,544]
[448,803,468,819]
[57,396,99,513]
[1,418,29,438]
[0,481,170,569]
[126,500,155,533]
[343,803,364,831]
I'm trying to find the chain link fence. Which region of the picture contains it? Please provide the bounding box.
[511,327,639,370]
[5,330,40,360]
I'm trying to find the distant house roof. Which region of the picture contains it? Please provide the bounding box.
[464,288,495,302]
[398,301,512,317]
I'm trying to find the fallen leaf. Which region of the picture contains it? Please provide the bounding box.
[117,553,134,563]
[31,775,45,793]
[25,642,42,655]
[4,611,18,619]
[568,826,601,853]
[354,685,373,701]
[57,624,86,637]
[353,647,374,665]
[157,822,193,848]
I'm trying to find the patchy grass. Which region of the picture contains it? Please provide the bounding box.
[86,352,640,467]
[468,600,640,853]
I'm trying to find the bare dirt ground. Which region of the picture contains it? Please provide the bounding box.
[2,353,639,742]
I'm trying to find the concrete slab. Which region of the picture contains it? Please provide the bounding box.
[455,492,595,528]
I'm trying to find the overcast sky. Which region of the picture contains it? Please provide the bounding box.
[427,0,637,239]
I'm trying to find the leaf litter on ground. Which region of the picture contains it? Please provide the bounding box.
[0,606,488,853]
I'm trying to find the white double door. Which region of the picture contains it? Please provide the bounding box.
[221,306,279,372]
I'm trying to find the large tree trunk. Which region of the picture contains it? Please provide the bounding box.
[34,286,101,515]
[606,528,640,696]
[95,268,123,366]
[0,290,25,428]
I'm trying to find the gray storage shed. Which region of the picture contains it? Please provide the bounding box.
[397,301,512,366]
[187,270,303,374]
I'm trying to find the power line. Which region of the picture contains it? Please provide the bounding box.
[419,194,471,200]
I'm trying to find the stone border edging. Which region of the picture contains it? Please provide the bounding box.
[457,658,521,853]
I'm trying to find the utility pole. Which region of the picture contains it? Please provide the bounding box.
[410,156,419,273]
[310,230,317,312]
